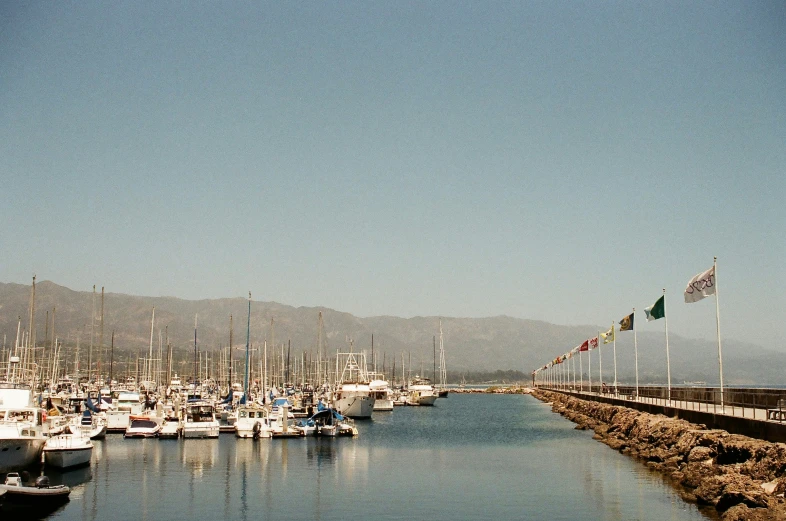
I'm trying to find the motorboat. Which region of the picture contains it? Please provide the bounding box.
[181,401,219,439]
[43,433,93,469]
[124,415,161,438]
[0,382,47,473]
[235,406,271,439]
[106,392,143,433]
[369,379,394,411]
[0,473,70,503]
[406,376,438,406]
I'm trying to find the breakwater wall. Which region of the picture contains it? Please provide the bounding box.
[532,389,786,521]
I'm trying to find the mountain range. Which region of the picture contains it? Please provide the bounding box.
[0,281,777,385]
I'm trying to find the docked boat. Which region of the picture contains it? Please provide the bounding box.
[406,376,438,406]
[106,392,143,433]
[0,382,47,473]
[332,352,375,419]
[0,473,70,503]
[158,417,180,439]
[235,406,271,439]
[298,406,358,437]
[124,415,161,438]
[369,379,394,411]
[68,410,107,440]
[43,433,93,469]
[181,401,219,439]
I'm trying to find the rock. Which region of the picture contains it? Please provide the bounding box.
[716,490,769,512]
[688,446,715,462]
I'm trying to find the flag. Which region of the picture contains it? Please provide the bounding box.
[619,313,634,331]
[644,295,665,321]
[579,340,589,352]
[589,336,599,349]
[601,326,615,344]
[685,265,716,303]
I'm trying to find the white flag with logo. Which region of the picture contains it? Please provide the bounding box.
[684,265,716,303]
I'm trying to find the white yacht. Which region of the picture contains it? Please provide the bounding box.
[106,391,143,433]
[43,432,93,468]
[332,351,375,419]
[406,376,438,406]
[0,382,47,473]
[181,401,219,439]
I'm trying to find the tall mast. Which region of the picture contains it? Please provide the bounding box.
[148,307,155,384]
[100,287,104,384]
[229,314,233,387]
[244,293,251,403]
[89,285,95,383]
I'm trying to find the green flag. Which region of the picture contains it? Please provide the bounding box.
[644,296,665,322]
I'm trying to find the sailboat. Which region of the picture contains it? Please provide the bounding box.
[437,320,448,398]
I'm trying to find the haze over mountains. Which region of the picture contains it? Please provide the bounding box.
[0,281,776,384]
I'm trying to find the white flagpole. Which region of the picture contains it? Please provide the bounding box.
[612,322,618,395]
[572,353,576,390]
[664,288,671,404]
[598,330,603,393]
[588,344,592,393]
[579,350,583,392]
[633,307,639,399]
[715,257,724,409]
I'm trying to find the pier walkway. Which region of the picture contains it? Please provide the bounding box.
[538,384,786,442]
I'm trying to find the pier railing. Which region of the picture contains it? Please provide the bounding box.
[537,384,786,423]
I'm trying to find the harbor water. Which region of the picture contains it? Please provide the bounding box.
[29,394,715,520]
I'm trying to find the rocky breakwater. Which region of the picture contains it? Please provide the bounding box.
[532,389,786,521]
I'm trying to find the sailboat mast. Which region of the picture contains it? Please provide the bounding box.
[244,293,251,402]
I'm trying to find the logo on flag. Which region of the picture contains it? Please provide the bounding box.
[589,337,598,349]
[685,265,716,303]
[601,326,615,344]
[619,313,634,331]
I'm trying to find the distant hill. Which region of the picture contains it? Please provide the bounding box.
[0,281,777,385]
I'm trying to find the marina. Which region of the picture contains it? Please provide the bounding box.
[1,394,715,521]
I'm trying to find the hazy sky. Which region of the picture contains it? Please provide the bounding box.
[2,2,784,350]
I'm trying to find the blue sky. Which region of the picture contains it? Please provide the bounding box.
[2,2,784,349]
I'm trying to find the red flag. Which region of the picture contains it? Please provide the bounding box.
[579,340,589,352]
[589,337,599,349]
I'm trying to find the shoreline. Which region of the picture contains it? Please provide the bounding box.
[531,389,786,521]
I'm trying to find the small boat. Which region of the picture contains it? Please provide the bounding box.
[181,401,220,439]
[270,402,303,438]
[67,410,107,440]
[369,380,394,411]
[406,376,438,406]
[0,473,70,502]
[235,406,271,439]
[43,433,93,469]
[124,416,161,438]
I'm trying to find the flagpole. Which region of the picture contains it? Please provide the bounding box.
[579,350,583,392]
[612,322,618,395]
[715,256,724,409]
[588,343,592,393]
[598,330,603,393]
[633,307,639,400]
[664,288,671,405]
[572,352,576,390]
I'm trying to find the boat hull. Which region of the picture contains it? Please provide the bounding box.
[334,395,374,419]
[44,446,92,469]
[0,483,70,502]
[0,438,46,473]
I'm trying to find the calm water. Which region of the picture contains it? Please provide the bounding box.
[21,394,715,521]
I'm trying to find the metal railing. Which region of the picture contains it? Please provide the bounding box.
[536,383,786,423]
